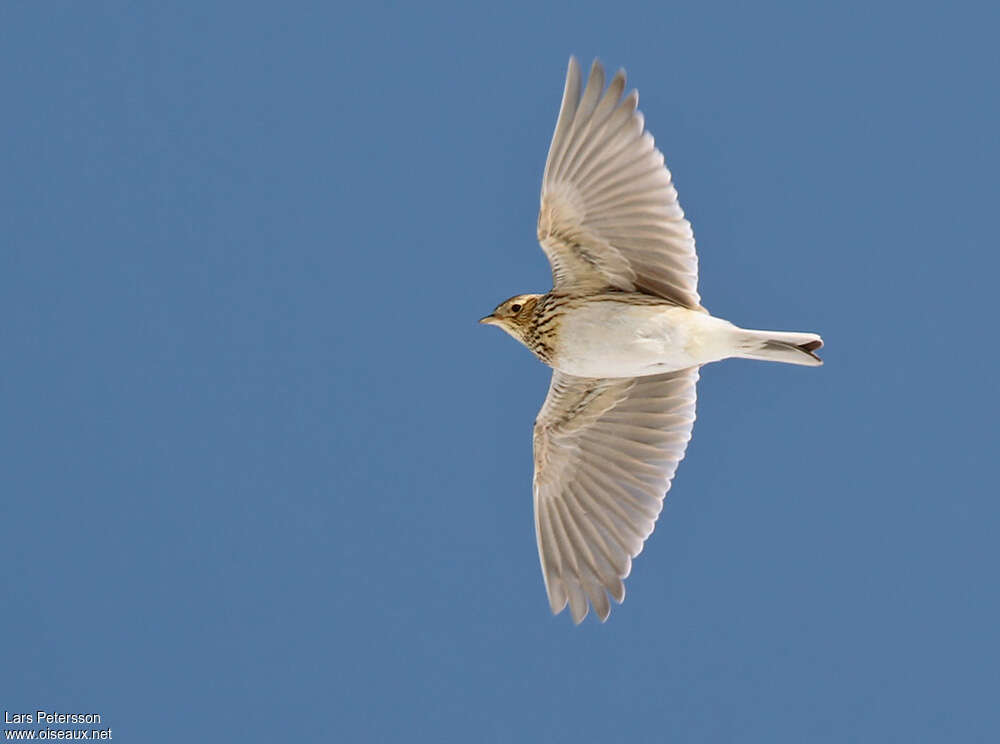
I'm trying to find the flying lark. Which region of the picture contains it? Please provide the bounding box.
[481,57,823,623]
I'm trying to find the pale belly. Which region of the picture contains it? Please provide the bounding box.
[551,301,738,378]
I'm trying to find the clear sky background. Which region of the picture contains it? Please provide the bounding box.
[2,2,998,742]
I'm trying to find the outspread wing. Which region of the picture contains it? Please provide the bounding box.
[532,367,699,623]
[538,57,701,309]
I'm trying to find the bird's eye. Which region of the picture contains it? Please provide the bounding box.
[510,303,522,313]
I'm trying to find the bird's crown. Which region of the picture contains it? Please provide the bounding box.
[479,294,542,342]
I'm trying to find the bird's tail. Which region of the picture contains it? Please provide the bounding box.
[732,328,824,367]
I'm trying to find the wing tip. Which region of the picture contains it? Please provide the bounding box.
[551,590,615,624]
[565,55,581,84]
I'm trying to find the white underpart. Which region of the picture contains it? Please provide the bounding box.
[553,300,738,378]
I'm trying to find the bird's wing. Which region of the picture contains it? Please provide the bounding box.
[538,57,701,309]
[532,367,699,623]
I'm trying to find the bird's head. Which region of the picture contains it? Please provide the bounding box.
[479,294,542,344]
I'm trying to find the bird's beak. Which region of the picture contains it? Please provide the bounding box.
[479,314,498,326]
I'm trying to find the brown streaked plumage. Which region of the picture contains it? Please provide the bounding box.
[481,57,824,624]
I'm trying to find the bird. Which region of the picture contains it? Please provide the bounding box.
[480,56,823,624]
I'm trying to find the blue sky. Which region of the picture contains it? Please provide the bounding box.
[2,1,998,741]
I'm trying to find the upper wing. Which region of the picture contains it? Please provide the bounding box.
[532,367,699,623]
[538,57,701,309]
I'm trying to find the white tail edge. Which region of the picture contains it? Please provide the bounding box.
[734,328,824,367]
